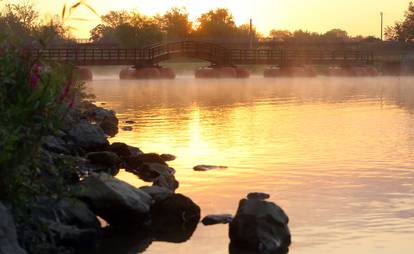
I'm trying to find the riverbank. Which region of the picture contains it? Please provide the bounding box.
[1,98,290,254]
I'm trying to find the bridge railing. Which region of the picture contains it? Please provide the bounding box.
[29,41,374,66]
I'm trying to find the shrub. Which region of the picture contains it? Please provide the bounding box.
[0,38,81,204]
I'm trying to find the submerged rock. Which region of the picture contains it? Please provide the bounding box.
[202,214,233,226]
[121,126,133,131]
[73,173,153,227]
[160,154,176,162]
[193,165,228,171]
[0,202,27,254]
[229,196,291,253]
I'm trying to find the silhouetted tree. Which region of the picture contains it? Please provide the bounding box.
[269,29,292,41]
[385,1,414,42]
[160,7,192,40]
[194,8,237,40]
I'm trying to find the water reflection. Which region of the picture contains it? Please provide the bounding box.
[88,76,414,254]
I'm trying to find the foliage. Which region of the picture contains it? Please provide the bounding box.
[90,11,163,47]
[0,39,80,204]
[160,7,192,40]
[385,1,414,42]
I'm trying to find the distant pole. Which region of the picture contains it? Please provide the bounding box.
[249,18,253,49]
[380,12,384,41]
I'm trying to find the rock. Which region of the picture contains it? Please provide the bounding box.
[229,198,291,253]
[81,103,119,137]
[153,173,179,192]
[86,151,121,175]
[139,186,173,202]
[193,165,228,171]
[127,162,179,191]
[124,154,167,170]
[247,192,270,201]
[109,142,143,158]
[151,194,200,242]
[48,223,98,250]
[67,119,109,152]
[0,202,27,254]
[152,194,200,224]
[100,119,118,137]
[121,126,133,131]
[160,154,176,162]
[73,173,153,227]
[42,135,70,154]
[55,198,101,231]
[202,214,233,226]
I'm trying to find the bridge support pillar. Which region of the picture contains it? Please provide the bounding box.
[326,66,379,77]
[74,67,93,81]
[195,67,250,79]
[264,66,317,78]
[119,66,176,80]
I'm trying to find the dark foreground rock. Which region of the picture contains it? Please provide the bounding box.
[109,142,143,158]
[67,119,109,152]
[86,151,121,175]
[202,214,233,225]
[229,196,291,254]
[140,186,174,202]
[0,203,27,254]
[151,194,200,243]
[73,173,153,227]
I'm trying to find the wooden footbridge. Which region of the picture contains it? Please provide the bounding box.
[32,40,374,67]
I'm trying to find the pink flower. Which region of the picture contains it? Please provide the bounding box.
[29,63,42,90]
[30,74,40,89]
[68,98,75,108]
[59,80,73,101]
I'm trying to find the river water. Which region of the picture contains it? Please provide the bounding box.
[87,75,414,254]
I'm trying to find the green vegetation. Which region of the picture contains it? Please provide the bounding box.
[385,1,414,42]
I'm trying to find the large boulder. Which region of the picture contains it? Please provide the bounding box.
[73,173,153,227]
[109,142,143,158]
[151,194,200,243]
[139,186,173,202]
[229,195,291,253]
[82,104,119,137]
[86,151,121,175]
[0,202,27,254]
[67,120,109,152]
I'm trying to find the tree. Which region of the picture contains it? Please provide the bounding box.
[385,1,414,42]
[160,7,192,40]
[323,28,348,41]
[269,29,292,41]
[194,8,237,39]
[89,10,163,47]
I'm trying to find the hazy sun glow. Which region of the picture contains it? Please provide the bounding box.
[2,0,410,38]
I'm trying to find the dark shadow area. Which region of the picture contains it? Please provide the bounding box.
[229,243,289,254]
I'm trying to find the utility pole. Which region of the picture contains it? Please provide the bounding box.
[249,18,253,49]
[380,12,384,41]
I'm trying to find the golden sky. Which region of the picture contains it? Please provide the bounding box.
[1,0,411,38]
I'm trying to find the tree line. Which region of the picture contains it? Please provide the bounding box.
[2,2,414,47]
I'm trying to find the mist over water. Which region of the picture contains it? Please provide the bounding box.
[87,73,414,254]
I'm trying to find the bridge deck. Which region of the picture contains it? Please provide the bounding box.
[31,41,374,67]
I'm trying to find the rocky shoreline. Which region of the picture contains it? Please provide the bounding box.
[0,101,291,254]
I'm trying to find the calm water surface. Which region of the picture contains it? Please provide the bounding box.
[88,76,414,254]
